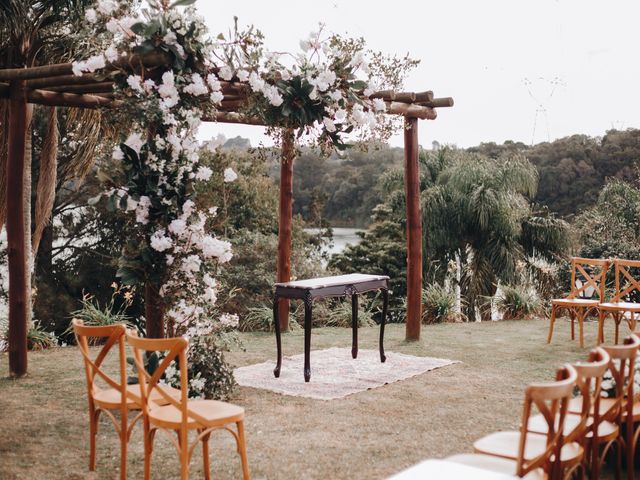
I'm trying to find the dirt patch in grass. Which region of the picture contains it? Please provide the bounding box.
[0,318,624,479]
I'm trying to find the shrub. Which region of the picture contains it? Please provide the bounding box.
[421,284,464,324]
[319,299,375,328]
[27,320,57,350]
[66,287,135,332]
[496,284,541,320]
[240,304,299,332]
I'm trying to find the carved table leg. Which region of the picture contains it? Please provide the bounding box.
[304,294,313,382]
[380,288,388,363]
[351,293,358,359]
[273,295,282,378]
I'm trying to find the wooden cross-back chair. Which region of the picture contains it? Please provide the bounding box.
[126,331,250,480]
[597,259,640,345]
[72,319,140,480]
[548,257,609,348]
[596,335,640,480]
[447,365,578,480]
[528,347,610,479]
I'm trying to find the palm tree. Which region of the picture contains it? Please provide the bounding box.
[422,149,568,320]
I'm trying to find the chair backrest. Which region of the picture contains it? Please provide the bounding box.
[516,364,577,479]
[570,348,610,443]
[602,335,640,427]
[72,318,127,402]
[126,331,200,428]
[612,258,640,303]
[568,257,609,301]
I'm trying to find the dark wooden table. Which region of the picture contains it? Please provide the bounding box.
[273,273,390,382]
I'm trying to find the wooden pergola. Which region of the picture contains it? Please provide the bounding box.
[0,52,453,376]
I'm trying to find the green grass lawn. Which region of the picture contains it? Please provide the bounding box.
[0,318,626,479]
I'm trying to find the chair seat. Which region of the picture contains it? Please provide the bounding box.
[447,453,544,479]
[93,383,181,409]
[585,420,619,442]
[474,431,583,465]
[598,302,640,312]
[552,298,599,307]
[568,396,617,418]
[149,400,244,429]
[622,400,640,422]
[527,412,583,438]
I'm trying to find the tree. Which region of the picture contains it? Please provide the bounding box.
[332,148,569,321]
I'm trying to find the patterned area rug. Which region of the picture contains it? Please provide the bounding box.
[234,347,460,400]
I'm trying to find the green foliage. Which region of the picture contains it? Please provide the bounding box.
[421,284,463,324]
[331,148,569,320]
[316,299,376,328]
[496,285,541,320]
[27,321,57,351]
[66,288,135,335]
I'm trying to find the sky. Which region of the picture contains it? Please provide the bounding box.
[195,0,640,149]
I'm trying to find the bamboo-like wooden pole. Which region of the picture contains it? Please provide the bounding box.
[6,80,29,376]
[276,129,296,331]
[386,102,436,120]
[404,117,422,341]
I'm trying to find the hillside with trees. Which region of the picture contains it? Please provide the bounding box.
[286,129,640,225]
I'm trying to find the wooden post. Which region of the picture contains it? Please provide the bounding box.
[276,129,295,331]
[404,117,422,340]
[7,80,29,376]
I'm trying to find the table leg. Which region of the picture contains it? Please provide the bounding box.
[380,288,388,363]
[273,295,282,378]
[304,295,313,382]
[351,294,358,359]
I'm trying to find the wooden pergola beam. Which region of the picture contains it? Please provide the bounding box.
[0,52,171,81]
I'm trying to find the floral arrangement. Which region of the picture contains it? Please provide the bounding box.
[74,0,417,396]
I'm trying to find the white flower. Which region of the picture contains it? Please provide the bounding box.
[195,166,213,181]
[71,62,83,77]
[104,46,119,63]
[334,109,347,122]
[323,117,337,133]
[97,0,118,16]
[135,196,151,224]
[218,65,233,81]
[126,75,143,92]
[223,167,237,183]
[372,98,387,112]
[150,230,172,252]
[181,255,202,274]
[263,84,283,107]
[85,8,97,23]
[237,70,249,82]
[125,132,144,154]
[206,74,221,91]
[168,218,188,237]
[314,70,336,92]
[219,313,239,328]
[201,236,233,263]
[183,73,208,96]
[163,31,178,45]
[248,72,265,92]
[112,145,124,160]
[85,54,106,72]
[210,91,223,104]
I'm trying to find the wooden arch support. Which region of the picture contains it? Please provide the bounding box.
[1,53,453,373]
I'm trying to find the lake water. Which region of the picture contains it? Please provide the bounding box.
[305,227,364,257]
